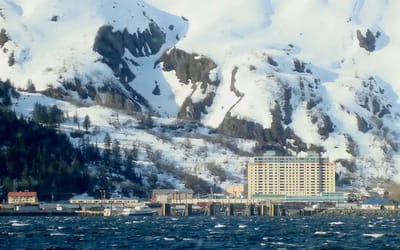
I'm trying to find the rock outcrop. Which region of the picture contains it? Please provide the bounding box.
[161,48,220,120]
[93,23,166,83]
[356,29,376,52]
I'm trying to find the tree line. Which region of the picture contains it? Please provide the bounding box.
[0,108,89,201]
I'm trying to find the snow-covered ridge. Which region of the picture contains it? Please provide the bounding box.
[0,0,186,92]
[2,0,400,189]
[145,0,400,184]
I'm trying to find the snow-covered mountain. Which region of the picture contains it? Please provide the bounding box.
[2,0,400,192]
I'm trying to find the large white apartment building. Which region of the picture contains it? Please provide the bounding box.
[247,151,335,198]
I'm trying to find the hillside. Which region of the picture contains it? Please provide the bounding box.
[1,0,400,197]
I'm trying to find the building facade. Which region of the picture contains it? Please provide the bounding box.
[7,191,38,205]
[247,151,335,198]
[151,189,194,203]
[225,184,245,198]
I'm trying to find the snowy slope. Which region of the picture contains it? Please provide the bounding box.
[2,0,400,189]
[145,0,400,185]
[0,0,188,115]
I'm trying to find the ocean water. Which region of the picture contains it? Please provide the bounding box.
[0,215,400,249]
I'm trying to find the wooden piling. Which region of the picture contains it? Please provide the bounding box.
[162,203,171,216]
[227,204,234,216]
[207,203,215,216]
[259,205,267,216]
[184,204,192,216]
[248,204,255,216]
[269,204,274,216]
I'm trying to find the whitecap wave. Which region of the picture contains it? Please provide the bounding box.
[215,224,225,228]
[314,231,328,236]
[329,221,344,226]
[50,233,67,236]
[363,233,384,239]
[11,222,29,227]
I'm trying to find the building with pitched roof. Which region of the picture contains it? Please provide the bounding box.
[7,191,38,205]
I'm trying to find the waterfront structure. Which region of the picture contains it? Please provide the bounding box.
[360,198,397,210]
[247,151,335,199]
[7,191,38,205]
[151,189,194,203]
[224,184,245,198]
[69,198,140,207]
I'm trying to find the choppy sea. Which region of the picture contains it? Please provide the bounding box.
[1,215,400,249]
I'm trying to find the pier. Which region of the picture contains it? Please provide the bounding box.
[153,198,288,217]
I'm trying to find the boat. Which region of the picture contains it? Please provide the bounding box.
[104,204,154,216]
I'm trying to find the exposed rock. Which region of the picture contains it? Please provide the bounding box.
[293,59,305,73]
[336,159,357,173]
[218,110,308,155]
[0,28,9,48]
[306,99,320,110]
[7,51,14,66]
[50,16,59,22]
[94,89,141,114]
[161,48,219,87]
[344,133,359,157]
[282,88,292,125]
[62,78,98,100]
[356,29,376,52]
[306,144,322,152]
[355,114,371,133]
[217,112,266,141]
[270,104,285,142]
[40,85,67,100]
[162,48,219,120]
[377,105,390,118]
[267,56,278,67]
[93,23,166,83]
[311,112,334,138]
[178,92,215,120]
[230,66,244,98]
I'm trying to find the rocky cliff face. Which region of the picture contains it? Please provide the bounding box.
[93,23,166,83]
[161,48,219,120]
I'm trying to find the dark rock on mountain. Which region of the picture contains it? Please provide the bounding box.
[162,48,220,120]
[178,92,215,120]
[218,112,266,141]
[267,56,278,67]
[93,22,166,83]
[357,29,376,52]
[355,114,371,133]
[0,28,9,48]
[161,48,219,87]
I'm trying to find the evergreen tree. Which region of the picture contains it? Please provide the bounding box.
[83,114,91,132]
[32,103,48,125]
[48,104,64,127]
[111,139,121,169]
[103,132,111,165]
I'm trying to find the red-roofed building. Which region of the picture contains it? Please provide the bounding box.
[7,191,38,205]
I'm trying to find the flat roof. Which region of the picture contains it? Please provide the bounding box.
[152,189,194,194]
